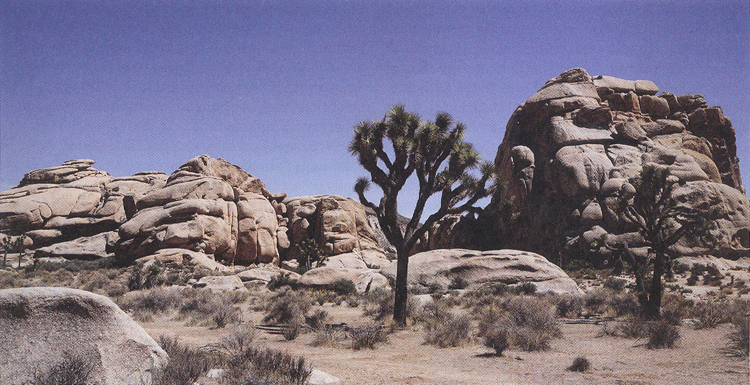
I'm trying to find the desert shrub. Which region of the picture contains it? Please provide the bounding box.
[119,287,185,321]
[427,282,444,294]
[263,289,312,325]
[212,299,242,328]
[603,277,627,292]
[412,302,451,328]
[483,325,509,356]
[282,323,302,341]
[478,296,561,352]
[514,281,537,295]
[581,288,639,317]
[153,336,212,385]
[267,273,299,291]
[305,309,329,330]
[724,314,750,357]
[332,279,356,295]
[692,300,736,329]
[311,326,347,348]
[126,261,167,291]
[646,320,680,349]
[552,294,585,318]
[294,239,327,274]
[660,293,694,325]
[226,346,311,385]
[424,313,472,348]
[448,276,468,290]
[672,261,690,274]
[350,323,388,350]
[175,290,241,327]
[213,323,257,357]
[361,288,395,320]
[599,318,647,339]
[567,356,591,372]
[479,282,510,296]
[29,351,95,385]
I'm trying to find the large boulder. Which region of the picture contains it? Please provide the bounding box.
[482,68,748,263]
[115,155,280,265]
[0,287,167,385]
[379,249,582,294]
[285,195,385,260]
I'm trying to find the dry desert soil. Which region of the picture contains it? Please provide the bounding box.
[141,301,749,385]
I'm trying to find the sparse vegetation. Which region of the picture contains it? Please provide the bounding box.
[350,323,388,350]
[267,273,299,291]
[477,296,561,352]
[567,356,591,372]
[263,289,312,326]
[29,351,96,385]
[646,319,680,349]
[153,336,212,385]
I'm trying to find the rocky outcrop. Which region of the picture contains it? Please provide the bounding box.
[0,160,166,256]
[483,68,748,263]
[0,287,167,385]
[1,156,386,267]
[285,195,385,260]
[378,249,582,294]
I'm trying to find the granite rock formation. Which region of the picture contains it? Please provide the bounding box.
[378,249,582,294]
[0,287,168,385]
[482,68,748,264]
[0,156,386,266]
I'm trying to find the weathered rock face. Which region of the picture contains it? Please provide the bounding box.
[0,287,167,385]
[482,68,748,263]
[285,195,385,260]
[115,155,281,265]
[1,156,386,266]
[0,160,166,255]
[378,249,582,294]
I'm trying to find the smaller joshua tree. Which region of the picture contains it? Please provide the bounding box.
[608,165,718,319]
[1,234,27,268]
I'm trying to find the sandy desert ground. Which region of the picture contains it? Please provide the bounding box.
[142,303,749,385]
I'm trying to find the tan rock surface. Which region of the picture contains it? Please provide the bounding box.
[0,287,167,385]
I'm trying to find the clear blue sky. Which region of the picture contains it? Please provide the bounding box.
[2,1,748,214]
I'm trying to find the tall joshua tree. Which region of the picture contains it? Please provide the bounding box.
[610,165,718,319]
[349,105,496,326]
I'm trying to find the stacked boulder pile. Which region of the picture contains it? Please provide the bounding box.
[0,155,385,267]
[482,68,749,263]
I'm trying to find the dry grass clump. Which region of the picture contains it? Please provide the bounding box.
[153,336,213,385]
[28,351,95,385]
[423,313,472,348]
[646,319,680,349]
[350,323,388,350]
[724,314,749,357]
[311,326,348,348]
[477,296,561,352]
[567,356,591,372]
[360,288,418,322]
[223,345,312,385]
[416,302,472,348]
[262,289,312,325]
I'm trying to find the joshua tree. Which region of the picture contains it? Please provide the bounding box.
[349,105,496,326]
[1,234,27,268]
[609,165,718,319]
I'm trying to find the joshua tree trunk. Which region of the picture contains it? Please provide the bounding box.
[393,248,410,325]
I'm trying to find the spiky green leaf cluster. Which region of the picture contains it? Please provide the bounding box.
[349,105,496,253]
